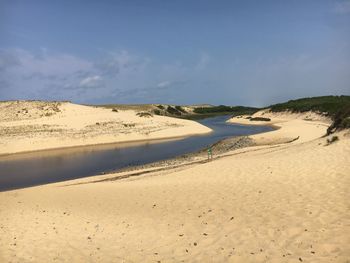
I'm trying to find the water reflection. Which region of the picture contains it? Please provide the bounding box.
[0,116,273,191]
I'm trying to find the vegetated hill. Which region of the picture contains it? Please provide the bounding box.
[193,105,259,116]
[268,96,350,116]
[96,103,255,119]
[268,95,350,133]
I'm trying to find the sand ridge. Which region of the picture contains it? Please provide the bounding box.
[0,110,349,262]
[0,101,212,155]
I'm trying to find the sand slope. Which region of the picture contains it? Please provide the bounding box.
[0,101,211,155]
[228,109,332,144]
[0,111,349,262]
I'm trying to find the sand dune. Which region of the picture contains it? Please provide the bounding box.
[0,110,349,262]
[0,101,211,155]
[228,109,332,144]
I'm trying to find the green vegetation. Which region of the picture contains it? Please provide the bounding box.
[326,105,350,134]
[269,96,350,116]
[94,96,350,132]
[250,117,271,122]
[193,105,259,116]
[175,105,187,113]
[136,112,153,118]
[166,106,182,115]
[153,109,161,115]
[267,95,350,133]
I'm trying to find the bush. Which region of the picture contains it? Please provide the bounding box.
[327,136,339,145]
[153,109,161,115]
[136,112,153,118]
[112,108,118,112]
[249,117,271,122]
[157,105,165,109]
[175,105,187,113]
[327,105,350,134]
[166,106,182,115]
[340,117,350,129]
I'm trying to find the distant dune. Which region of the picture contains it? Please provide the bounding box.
[0,100,211,155]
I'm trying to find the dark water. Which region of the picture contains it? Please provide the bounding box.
[0,115,273,191]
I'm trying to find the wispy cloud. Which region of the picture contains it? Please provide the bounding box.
[195,52,210,70]
[156,80,172,88]
[0,50,21,71]
[0,48,189,102]
[78,75,103,89]
[334,0,350,14]
[95,50,149,77]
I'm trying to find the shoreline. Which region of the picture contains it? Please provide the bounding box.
[0,101,213,156]
[0,119,275,192]
[1,112,349,262]
[0,135,254,192]
[0,132,209,160]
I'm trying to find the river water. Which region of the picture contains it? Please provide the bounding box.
[0,115,273,191]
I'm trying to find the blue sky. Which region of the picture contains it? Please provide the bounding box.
[0,0,349,106]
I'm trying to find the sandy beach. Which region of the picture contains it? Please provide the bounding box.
[0,101,211,155]
[2,0,349,261]
[0,108,349,262]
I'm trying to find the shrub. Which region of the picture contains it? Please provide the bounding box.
[327,136,339,145]
[340,117,350,129]
[166,106,182,115]
[136,112,153,118]
[153,109,161,115]
[112,108,118,112]
[249,117,271,121]
[175,105,187,113]
[157,105,165,109]
[327,105,350,134]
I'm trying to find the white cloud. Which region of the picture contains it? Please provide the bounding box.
[0,48,96,100]
[79,75,103,88]
[156,81,172,88]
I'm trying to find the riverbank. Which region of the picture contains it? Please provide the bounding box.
[0,101,211,155]
[227,109,332,145]
[0,112,349,262]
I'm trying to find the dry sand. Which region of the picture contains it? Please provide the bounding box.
[228,109,332,144]
[0,101,211,155]
[0,109,349,262]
